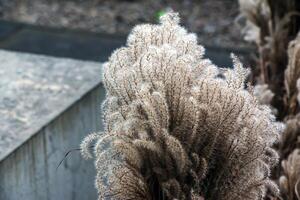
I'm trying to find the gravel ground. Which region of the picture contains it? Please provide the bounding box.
[0,0,251,49]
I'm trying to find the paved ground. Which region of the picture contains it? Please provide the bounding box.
[0,20,251,68]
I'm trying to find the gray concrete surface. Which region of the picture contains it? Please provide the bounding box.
[0,50,104,199]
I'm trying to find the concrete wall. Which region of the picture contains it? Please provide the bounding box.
[0,85,105,200]
[0,50,105,200]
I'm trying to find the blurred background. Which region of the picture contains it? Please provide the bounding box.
[0,0,252,63]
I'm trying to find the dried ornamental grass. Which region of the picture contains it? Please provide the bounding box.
[277,114,300,160]
[254,84,274,106]
[298,79,300,104]
[238,0,300,118]
[279,149,300,200]
[238,2,300,200]
[285,33,300,115]
[81,12,283,200]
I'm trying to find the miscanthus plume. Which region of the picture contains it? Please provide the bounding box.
[81,12,283,200]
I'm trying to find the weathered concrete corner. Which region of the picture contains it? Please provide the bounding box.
[0,50,105,200]
[0,50,102,161]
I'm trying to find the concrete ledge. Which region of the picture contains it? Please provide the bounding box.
[0,50,104,199]
[0,50,102,161]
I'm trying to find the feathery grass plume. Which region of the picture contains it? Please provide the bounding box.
[277,114,300,160]
[238,0,300,119]
[81,12,283,200]
[254,84,274,106]
[285,33,300,115]
[279,149,300,200]
[272,115,300,199]
[298,79,300,104]
[238,0,269,45]
[253,84,278,115]
[238,1,300,199]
